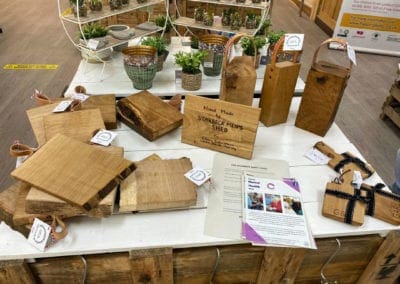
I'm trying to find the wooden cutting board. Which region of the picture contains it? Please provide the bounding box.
[119,157,197,212]
[11,134,135,210]
[81,95,117,130]
[116,90,183,141]
[43,108,105,143]
[26,103,59,146]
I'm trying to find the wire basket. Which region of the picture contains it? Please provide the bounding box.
[122,46,157,90]
[199,34,228,76]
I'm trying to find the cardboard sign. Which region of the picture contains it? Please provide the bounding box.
[182,95,261,159]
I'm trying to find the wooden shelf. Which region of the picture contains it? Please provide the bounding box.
[187,0,270,10]
[60,0,164,24]
[174,16,255,35]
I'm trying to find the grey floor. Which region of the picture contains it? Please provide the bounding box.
[0,0,399,191]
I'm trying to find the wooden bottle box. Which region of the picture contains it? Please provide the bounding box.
[295,38,352,136]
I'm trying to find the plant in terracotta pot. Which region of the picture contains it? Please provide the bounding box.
[79,23,111,63]
[194,8,205,23]
[70,0,87,17]
[245,12,257,29]
[240,36,266,68]
[109,0,122,10]
[89,0,102,11]
[174,50,207,91]
[230,12,242,31]
[141,36,168,71]
[203,10,214,26]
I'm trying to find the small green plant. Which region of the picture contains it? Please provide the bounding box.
[79,23,109,39]
[141,36,167,56]
[240,36,266,56]
[230,12,242,30]
[194,8,205,22]
[174,50,208,74]
[255,17,271,36]
[70,0,84,6]
[267,30,285,46]
[154,15,172,33]
[190,37,199,49]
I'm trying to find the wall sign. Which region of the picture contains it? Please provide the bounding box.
[182,95,261,159]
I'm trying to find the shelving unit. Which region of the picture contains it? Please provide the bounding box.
[172,0,271,36]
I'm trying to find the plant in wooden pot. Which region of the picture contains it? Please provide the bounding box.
[230,12,242,31]
[141,36,168,72]
[245,12,257,29]
[240,36,266,69]
[70,0,87,17]
[199,34,228,76]
[122,45,158,90]
[194,8,205,23]
[88,0,102,11]
[79,23,111,63]
[174,50,207,91]
[109,0,122,10]
[203,10,214,26]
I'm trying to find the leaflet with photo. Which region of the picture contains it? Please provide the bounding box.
[242,174,316,249]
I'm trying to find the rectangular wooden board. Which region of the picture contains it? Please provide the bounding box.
[43,108,105,143]
[119,158,197,212]
[81,94,117,129]
[116,90,183,141]
[182,95,261,159]
[11,134,135,211]
[26,103,59,146]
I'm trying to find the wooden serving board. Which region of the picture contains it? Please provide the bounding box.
[26,103,59,146]
[116,90,183,141]
[182,95,261,159]
[81,94,117,130]
[43,108,105,143]
[11,134,135,211]
[119,157,197,212]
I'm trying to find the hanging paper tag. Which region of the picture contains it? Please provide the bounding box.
[87,39,100,50]
[53,100,73,113]
[304,148,330,165]
[185,167,211,186]
[90,129,117,146]
[347,44,357,66]
[28,218,52,252]
[16,155,29,168]
[283,34,304,51]
[203,52,214,68]
[352,171,363,189]
[71,93,89,102]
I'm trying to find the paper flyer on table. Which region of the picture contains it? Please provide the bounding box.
[204,153,290,240]
[242,174,316,249]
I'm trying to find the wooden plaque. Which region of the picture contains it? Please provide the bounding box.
[81,94,117,130]
[116,90,183,141]
[11,134,135,210]
[182,95,261,159]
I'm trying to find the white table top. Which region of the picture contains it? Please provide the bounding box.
[0,97,397,261]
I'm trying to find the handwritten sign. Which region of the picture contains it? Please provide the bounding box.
[182,95,261,159]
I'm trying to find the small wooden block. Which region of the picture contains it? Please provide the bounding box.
[116,90,183,141]
[43,108,105,143]
[11,134,135,211]
[119,158,197,212]
[129,248,173,284]
[182,95,261,159]
[81,94,117,129]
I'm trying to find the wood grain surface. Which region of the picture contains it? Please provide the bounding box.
[81,94,117,130]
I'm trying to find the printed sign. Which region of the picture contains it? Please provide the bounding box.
[182,95,261,159]
[283,34,305,51]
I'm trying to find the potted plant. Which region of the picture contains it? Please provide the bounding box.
[109,0,122,10]
[141,36,168,71]
[174,50,207,91]
[137,0,148,3]
[190,36,199,50]
[70,0,87,17]
[230,12,242,31]
[121,0,130,6]
[88,0,102,11]
[79,23,111,63]
[267,30,285,51]
[221,9,233,27]
[240,36,266,68]
[194,8,205,23]
[245,12,257,29]
[255,17,271,36]
[203,10,214,26]
[154,14,173,44]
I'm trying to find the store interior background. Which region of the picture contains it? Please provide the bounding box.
[0,0,399,192]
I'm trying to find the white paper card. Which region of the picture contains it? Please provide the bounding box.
[91,129,117,146]
[28,218,52,252]
[347,44,357,66]
[185,167,211,186]
[53,100,73,113]
[71,93,89,102]
[304,148,330,165]
[283,34,304,51]
[352,171,363,189]
[204,62,213,68]
[87,39,100,50]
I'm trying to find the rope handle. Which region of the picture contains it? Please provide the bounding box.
[31,90,52,106]
[222,33,257,71]
[9,141,36,157]
[270,36,301,67]
[312,38,353,71]
[51,215,68,241]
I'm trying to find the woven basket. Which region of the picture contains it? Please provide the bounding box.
[156,50,169,72]
[199,34,228,76]
[182,72,202,91]
[122,46,157,90]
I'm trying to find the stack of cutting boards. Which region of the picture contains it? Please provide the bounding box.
[1,91,196,236]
